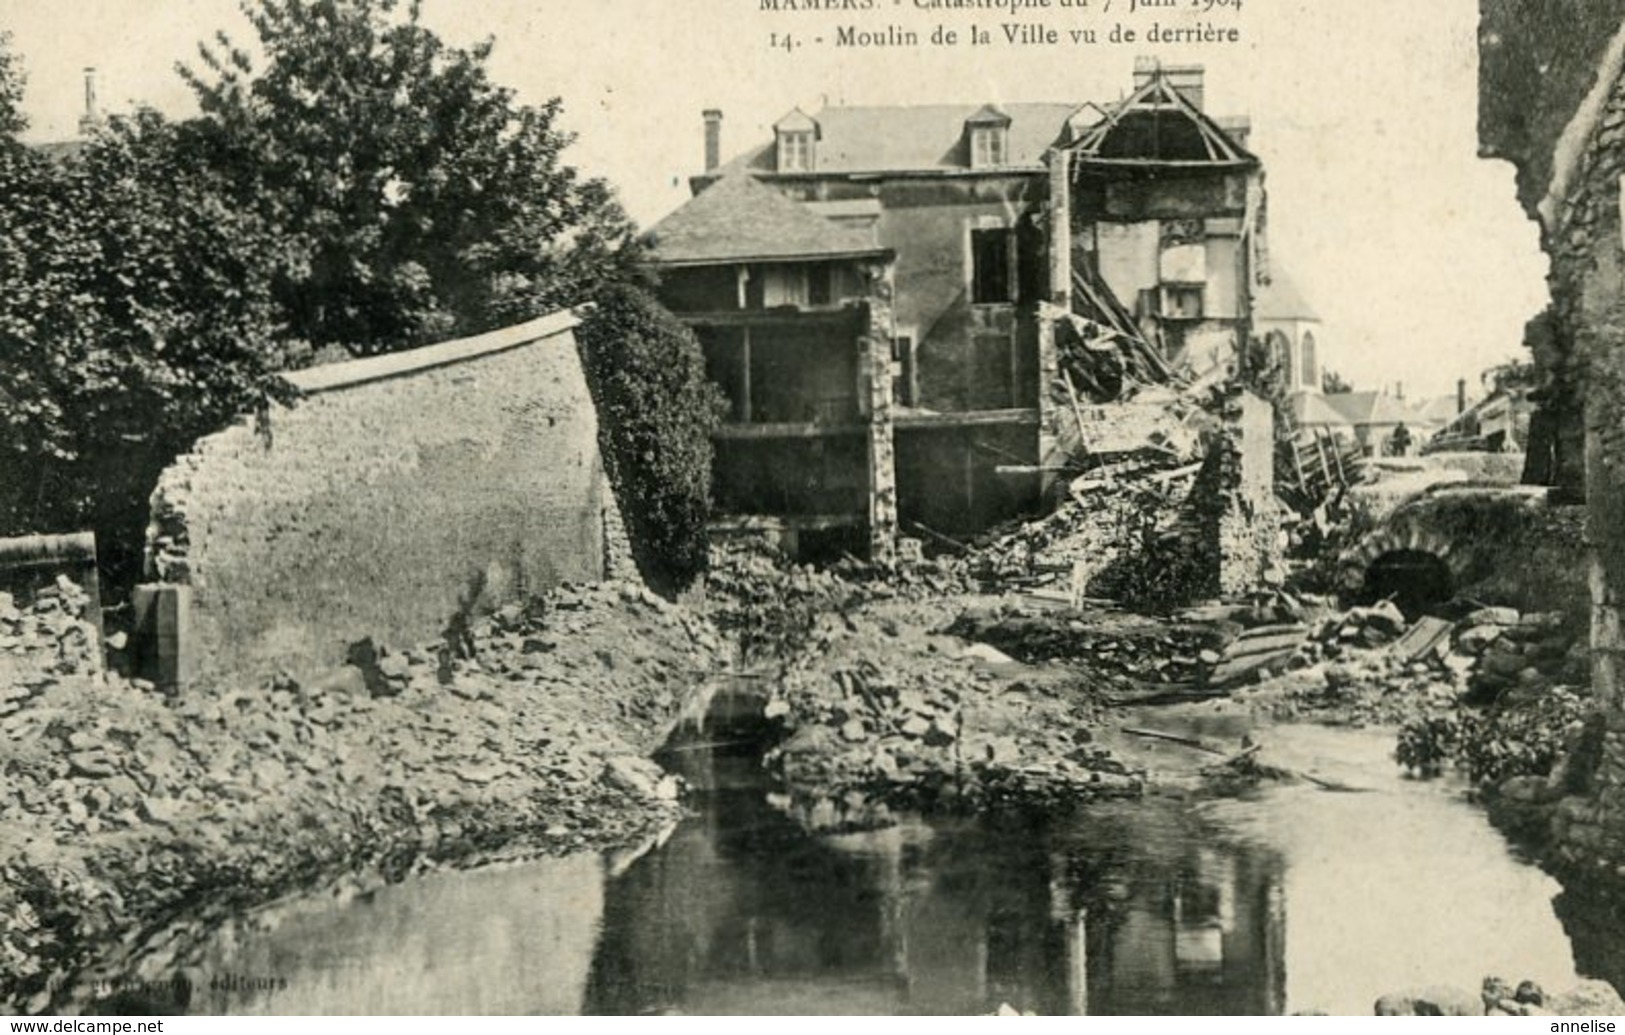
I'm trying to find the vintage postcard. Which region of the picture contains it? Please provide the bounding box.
[1,0,1622,1021]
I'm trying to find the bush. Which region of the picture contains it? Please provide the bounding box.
[1397,688,1589,785]
[576,283,723,592]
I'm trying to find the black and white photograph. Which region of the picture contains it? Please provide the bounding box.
[1,0,1624,1019]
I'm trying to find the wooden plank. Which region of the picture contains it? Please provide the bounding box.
[1212,647,1298,686]
[1233,622,1308,642]
[1392,616,1453,663]
[714,422,866,440]
[1061,370,1094,464]
[894,408,1041,429]
[1222,633,1306,663]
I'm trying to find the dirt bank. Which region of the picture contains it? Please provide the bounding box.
[0,578,726,1014]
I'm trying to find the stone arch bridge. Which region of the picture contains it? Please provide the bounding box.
[1338,485,1586,620]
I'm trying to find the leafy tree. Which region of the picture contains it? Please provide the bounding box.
[1322,368,1354,394]
[1485,357,1538,396]
[179,0,640,352]
[576,283,723,592]
[0,31,26,139]
[3,9,719,590]
[0,107,292,585]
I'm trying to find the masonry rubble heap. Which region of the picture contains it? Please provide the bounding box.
[0,577,101,718]
[973,387,1215,589]
[1206,589,1588,725]
[0,575,724,1013]
[703,544,1142,835]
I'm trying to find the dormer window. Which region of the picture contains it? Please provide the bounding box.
[774,107,819,173]
[971,126,1007,168]
[780,131,814,172]
[965,104,1012,169]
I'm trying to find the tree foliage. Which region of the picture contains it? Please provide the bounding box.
[576,283,723,592]
[2,8,718,589]
[0,31,26,139]
[179,0,639,352]
[1321,368,1354,394]
[0,109,294,582]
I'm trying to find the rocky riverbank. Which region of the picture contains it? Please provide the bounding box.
[0,577,726,1014]
[701,547,1245,834]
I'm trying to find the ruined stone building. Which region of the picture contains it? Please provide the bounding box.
[646,60,1282,560]
[1478,1,1625,875]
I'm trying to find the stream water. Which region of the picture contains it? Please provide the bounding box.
[158,722,1619,1016]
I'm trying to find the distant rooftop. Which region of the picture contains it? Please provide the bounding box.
[1256,272,1320,323]
[644,172,888,267]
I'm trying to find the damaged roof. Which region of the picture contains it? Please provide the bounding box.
[643,173,889,267]
[1066,76,1256,167]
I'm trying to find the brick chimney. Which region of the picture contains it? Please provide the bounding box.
[78,67,102,136]
[703,109,723,173]
[1133,57,1205,110]
[1457,378,1468,415]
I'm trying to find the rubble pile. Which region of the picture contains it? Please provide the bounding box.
[1229,596,1588,732]
[0,577,101,714]
[1372,976,1624,1017]
[1454,608,1588,704]
[971,450,1203,594]
[760,606,1140,832]
[0,578,724,1013]
[949,602,1220,692]
[701,544,1142,833]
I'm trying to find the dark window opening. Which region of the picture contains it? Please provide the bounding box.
[808,263,832,307]
[892,336,916,407]
[972,228,1013,305]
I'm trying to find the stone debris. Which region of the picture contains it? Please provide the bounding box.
[705,547,1144,835]
[950,601,1221,695]
[0,576,726,1013]
[0,578,101,718]
[1373,976,1625,1017]
[1219,594,1583,717]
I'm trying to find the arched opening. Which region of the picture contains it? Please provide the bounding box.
[1362,549,1453,619]
[1300,330,1319,390]
[1266,330,1294,389]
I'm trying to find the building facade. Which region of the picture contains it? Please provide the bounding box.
[648,61,1274,559]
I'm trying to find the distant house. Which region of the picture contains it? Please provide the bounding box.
[646,60,1273,559]
[1425,387,1532,454]
[1408,391,1473,442]
[1325,391,1415,456]
[1289,392,1354,438]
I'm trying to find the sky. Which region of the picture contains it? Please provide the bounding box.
[0,0,1550,399]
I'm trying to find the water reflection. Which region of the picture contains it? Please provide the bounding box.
[183,854,605,1014]
[167,726,1597,1016]
[584,748,1287,1015]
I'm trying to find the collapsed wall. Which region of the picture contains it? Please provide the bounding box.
[146,311,632,685]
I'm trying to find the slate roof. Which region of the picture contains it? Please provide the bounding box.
[717,102,1081,177]
[1291,392,1353,428]
[1327,391,1413,427]
[644,173,888,267]
[1411,394,1470,425]
[1256,272,1320,322]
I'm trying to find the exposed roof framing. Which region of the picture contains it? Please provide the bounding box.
[1065,74,1256,168]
